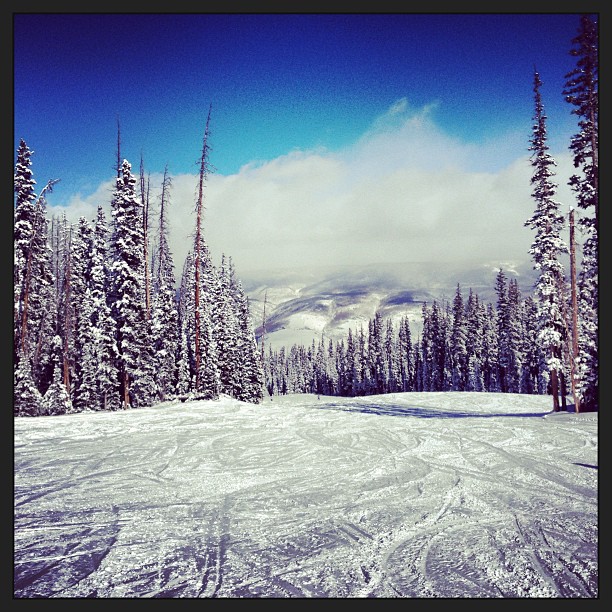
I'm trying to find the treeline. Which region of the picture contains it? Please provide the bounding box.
[263,273,569,403]
[14,114,263,417]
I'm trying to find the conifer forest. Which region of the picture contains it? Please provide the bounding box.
[14,15,598,417]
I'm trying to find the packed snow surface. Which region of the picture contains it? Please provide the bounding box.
[14,392,598,598]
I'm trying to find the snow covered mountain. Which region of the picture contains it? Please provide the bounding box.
[243,260,538,350]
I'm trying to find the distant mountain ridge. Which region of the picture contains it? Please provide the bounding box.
[242,260,538,351]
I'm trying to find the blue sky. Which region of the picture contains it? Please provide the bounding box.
[13,13,589,276]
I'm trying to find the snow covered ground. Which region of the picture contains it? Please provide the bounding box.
[14,392,598,598]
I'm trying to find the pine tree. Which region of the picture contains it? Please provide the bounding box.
[175,325,192,397]
[525,69,569,411]
[450,284,468,391]
[397,315,413,392]
[355,326,367,396]
[14,356,45,417]
[422,300,447,391]
[14,139,58,402]
[192,237,220,399]
[421,303,434,391]
[177,251,196,395]
[563,14,598,411]
[56,214,75,396]
[344,328,357,397]
[413,336,423,392]
[441,302,453,391]
[367,312,385,394]
[465,289,485,392]
[521,296,545,395]
[150,167,179,401]
[70,216,95,411]
[191,105,220,399]
[108,159,151,408]
[335,339,347,396]
[482,302,499,392]
[14,139,38,363]
[384,318,400,393]
[28,186,57,395]
[264,345,275,398]
[42,335,74,415]
[214,256,241,397]
[506,279,524,393]
[73,286,99,412]
[228,259,264,403]
[313,336,328,396]
[495,270,523,392]
[90,207,120,411]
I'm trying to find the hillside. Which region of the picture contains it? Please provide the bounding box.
[243,260,538,350]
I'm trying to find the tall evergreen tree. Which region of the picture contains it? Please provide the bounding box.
[177,251,196,395]
[27,185,57,395]
[70,216,95,411]
[108,159,151,408]
[525,69,569,411]
[355,326,367,396]
[335,339,347,396]
[441,302,453,391]
[420,303,434,391]
[14,139,38,364]
[214,256,240,397]
[482,302,499,392]
[495,270,523,392]
[327,337,339,395]
[413,336,423,392]
[465,289,485,392]
[521,296,545,395]
[90,206,120,411]
[14,139,59,415]
[150,167,179,401]
[450,284,468,391]
[345,328,357,397]
[563,14,598,411]
[397,315,413,392]
[191,106,220,398]
[506,279,524,393]
[14,139,58,389]
[56,214,75,395]
[384,318,400,393]
[228,259,264,403]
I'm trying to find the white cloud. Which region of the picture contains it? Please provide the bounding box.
[48,100,578,283]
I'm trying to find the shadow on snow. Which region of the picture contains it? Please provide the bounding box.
[313,402,549,419]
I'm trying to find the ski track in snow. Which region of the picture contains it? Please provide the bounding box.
[14,393,598,598]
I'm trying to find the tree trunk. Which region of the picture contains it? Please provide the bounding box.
[550,367,560,412]
[559,369,567,410]
[569,208,581,413]
[123,371,130,409]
